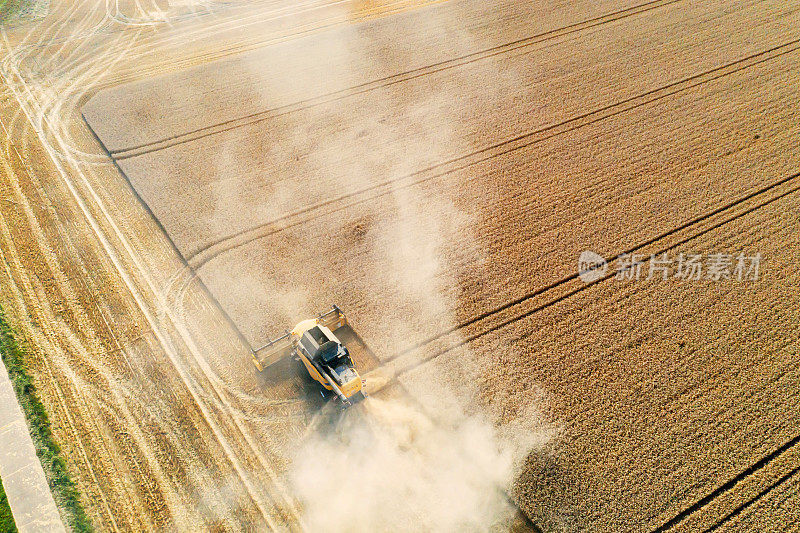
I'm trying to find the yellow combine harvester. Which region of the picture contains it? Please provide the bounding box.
[252,306,366,406]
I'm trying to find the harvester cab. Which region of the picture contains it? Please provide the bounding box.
[252,306,366,406]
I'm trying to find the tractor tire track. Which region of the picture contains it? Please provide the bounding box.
[380,174,800,533]
[0,133,124,531]
[185,39,800,269]
[653,433,800,532]
[109,0,684,159]
[383,172,800,378]
[1,49,304,529]
[0,102,206,528]
[8,6,315,523]
[701,465,800,532]
[382,170,800,368]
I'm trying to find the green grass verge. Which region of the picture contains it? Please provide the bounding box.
[0,311,93,532]
[0,476,17,533]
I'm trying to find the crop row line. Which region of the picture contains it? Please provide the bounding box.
[378,173,800,531]
[382,173,800,532]
[702,465,800,531]
[655,434,800,531]
[184,38,800,268]
[386,171,800,376]
[108,0,684,158]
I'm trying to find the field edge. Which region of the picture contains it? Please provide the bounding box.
[0,309,93,533]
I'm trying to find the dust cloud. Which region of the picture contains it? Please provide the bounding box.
[262,8,551,530]
[290,395,551,532]
[197,3,553,528]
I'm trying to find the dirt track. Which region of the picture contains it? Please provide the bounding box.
[1,0,799,530]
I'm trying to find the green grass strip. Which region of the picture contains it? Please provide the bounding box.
[0,476,17,533]
[0,311,93,532]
